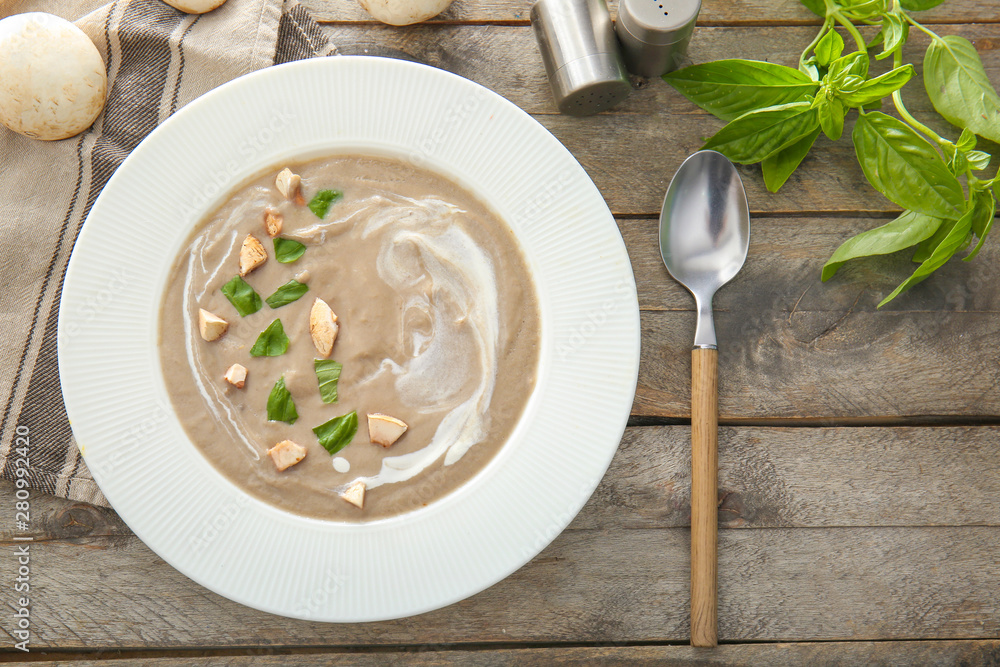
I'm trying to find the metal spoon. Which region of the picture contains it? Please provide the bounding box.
[659,150,750,648]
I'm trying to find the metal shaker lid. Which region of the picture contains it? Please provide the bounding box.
[531,0,632,116]
[618,0,701,46]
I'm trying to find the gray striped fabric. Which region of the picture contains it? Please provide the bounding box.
[0,0,331,507]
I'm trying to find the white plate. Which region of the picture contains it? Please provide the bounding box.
[58,57,640,622]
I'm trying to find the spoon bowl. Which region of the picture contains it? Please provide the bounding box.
[660,150,750,346]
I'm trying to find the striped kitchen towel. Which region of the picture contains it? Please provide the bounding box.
[0,0,334,507]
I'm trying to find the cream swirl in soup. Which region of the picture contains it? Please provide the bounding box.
[159,155,540,521]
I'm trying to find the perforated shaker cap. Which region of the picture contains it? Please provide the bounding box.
[618,0,701,46]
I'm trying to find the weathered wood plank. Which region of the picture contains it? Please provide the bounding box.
[635,308,1000,419]
[9,525,1000,646]
[303,0,1000,25]
[27,639,1000,666]
[625,214,1000,314]
[319,23,1000,216]
[3,426,997,548]
[579,426,1000,529]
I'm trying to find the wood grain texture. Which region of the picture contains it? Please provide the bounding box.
[302,0,1000,25]
[619,214,1000,420]
[7,523,1000,646]
[24,640,1000,666]
[690,348,718,646]
[318,23,1000,216]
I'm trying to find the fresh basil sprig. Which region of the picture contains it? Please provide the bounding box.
[265,280,308,308]
[266,376,298,424]
[314,359,343,404]
[313,411,358,455]
[273,237,306,263]
[220,276,262,317]
[664,0,1000,306]
[250,319,290,357]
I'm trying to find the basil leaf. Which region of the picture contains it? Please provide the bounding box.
[924,35,1000,144]
[817,97,846,141]
[965,189,996,261]
[955,128,977,152]
[307,189,343,219]
[663,60,818,122]
[876,12,908,60]
[879,208,975,307]
[900,0,945,10]
[273,237,306,263]
[815,29,844,67]
[703,102,820,164]
[220,276,262,317]
[840,0,888,20]
[250,319,290,357]
[821,210,945,281]
[762,127,820,193]
[827,51,869,85]
[840,65,914,107]
[313,411,358,456]
[799,0,825,16]
[852,112,965,219]
[265,280,308,309]
[967,150,992,171]
[266,376,298,425]
[314,359,343,404]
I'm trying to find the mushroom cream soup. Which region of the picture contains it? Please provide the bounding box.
[159,155,541,521]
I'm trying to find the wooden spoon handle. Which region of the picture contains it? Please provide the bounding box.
[691,347,718,647]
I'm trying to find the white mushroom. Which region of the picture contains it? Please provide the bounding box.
[267,440,307,472]
[340,480,366,509]
[264,209,282,238]
[356,0,454,25]
[309,297,339,357]
[275,168,302,201]
[367,413,408,447]
[198,309,228,341]
[223,363,247,388]
[161,0,228,13]
[0,13,107,141]
[239,234,267,276]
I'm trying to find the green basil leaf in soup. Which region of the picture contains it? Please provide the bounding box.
[313,411,358,455]
[307,189,343,219]
[265,280,309,308]
[273,237,306,263]
[924,35,1000,144]
[220,276,262,317]
[662,60,818,122]
[250,319,290,357]
[851,112,965,219]
[266,376,298,424]
[314,359,343,404]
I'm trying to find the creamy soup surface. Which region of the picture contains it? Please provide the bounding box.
[159,154,541,521]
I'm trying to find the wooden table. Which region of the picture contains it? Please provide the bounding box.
[5,0,1000,664]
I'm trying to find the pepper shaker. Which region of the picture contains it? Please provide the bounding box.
[615,0,701,78]
[531,0,632,116]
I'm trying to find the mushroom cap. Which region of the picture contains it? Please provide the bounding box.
[0,12,108,141]
[356,0,454,26]
[162,0,228,13]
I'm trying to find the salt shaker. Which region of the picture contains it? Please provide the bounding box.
[615,0,701,78]
[531,0,632,116]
